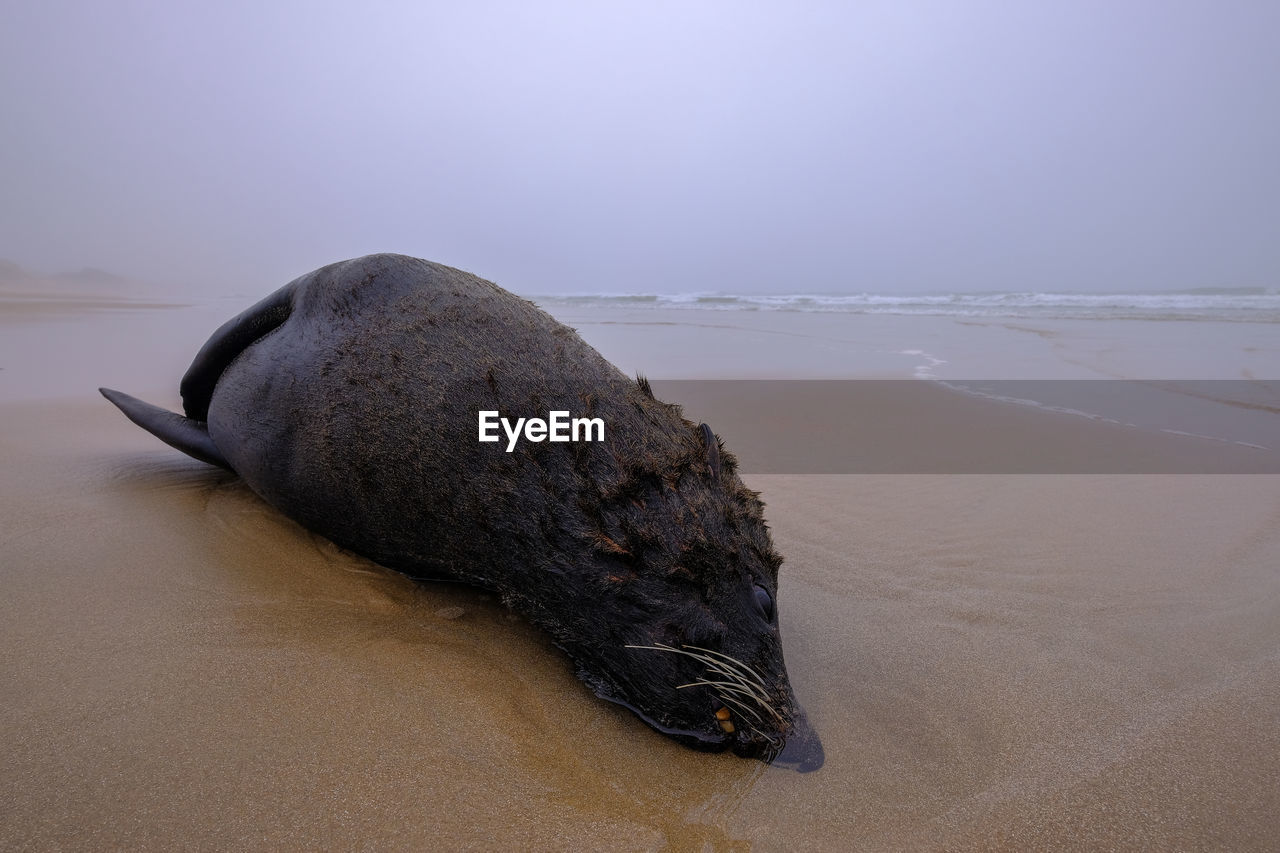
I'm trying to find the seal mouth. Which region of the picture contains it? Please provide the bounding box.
[599,694,729,750]
[601,689,825,772]
[711,697,736,734]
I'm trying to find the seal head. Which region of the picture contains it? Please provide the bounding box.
[517,408,823,769]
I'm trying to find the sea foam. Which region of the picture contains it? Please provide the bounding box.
[532,288,1280,322]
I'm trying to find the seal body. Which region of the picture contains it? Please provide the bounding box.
[102,253,822,770]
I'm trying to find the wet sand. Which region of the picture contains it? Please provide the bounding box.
[3,296,1280,849]
[650,380,1280,474]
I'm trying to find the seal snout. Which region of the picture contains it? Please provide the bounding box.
[769,710,826,773]
[731,705,825,773]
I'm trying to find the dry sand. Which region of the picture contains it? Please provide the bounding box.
[3,297,1279,850]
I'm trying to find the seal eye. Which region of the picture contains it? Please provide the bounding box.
[753,585,774,621]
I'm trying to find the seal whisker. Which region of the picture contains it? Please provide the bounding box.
[713,685,783,725]
[673,650,776,712]
[626,644,785,724]
[707,689,769,726]
[626,642,763,689]
[689,668,783,724]
[658,646,774,706]
[680,644,770,691]
[626,644,766,693]
[675,680,769,707]
[677,659,772,705]
[625,644,762,698]
[716,692,785,747]
[675,678,772,710]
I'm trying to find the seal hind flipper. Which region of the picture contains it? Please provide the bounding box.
[99,387,231,470]
[180,285,295,421]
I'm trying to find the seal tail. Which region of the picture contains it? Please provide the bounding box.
[99,387,232,470]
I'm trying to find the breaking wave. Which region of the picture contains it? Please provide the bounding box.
[532,288,1280,322]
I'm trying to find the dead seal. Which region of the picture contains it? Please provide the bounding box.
[101,253,823,771]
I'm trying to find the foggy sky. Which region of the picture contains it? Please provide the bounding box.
[2,1,1277,296]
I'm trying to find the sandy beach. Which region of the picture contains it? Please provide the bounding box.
[3,290,1279,850]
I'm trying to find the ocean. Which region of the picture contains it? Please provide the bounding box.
[531,288,1280,323]
[528,287,1280,454]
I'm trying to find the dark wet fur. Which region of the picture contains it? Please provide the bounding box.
[101,253,822,769]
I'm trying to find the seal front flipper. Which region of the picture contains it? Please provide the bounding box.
[180,284,295,421]
[99,285,295,470]
[99,387,232,470]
